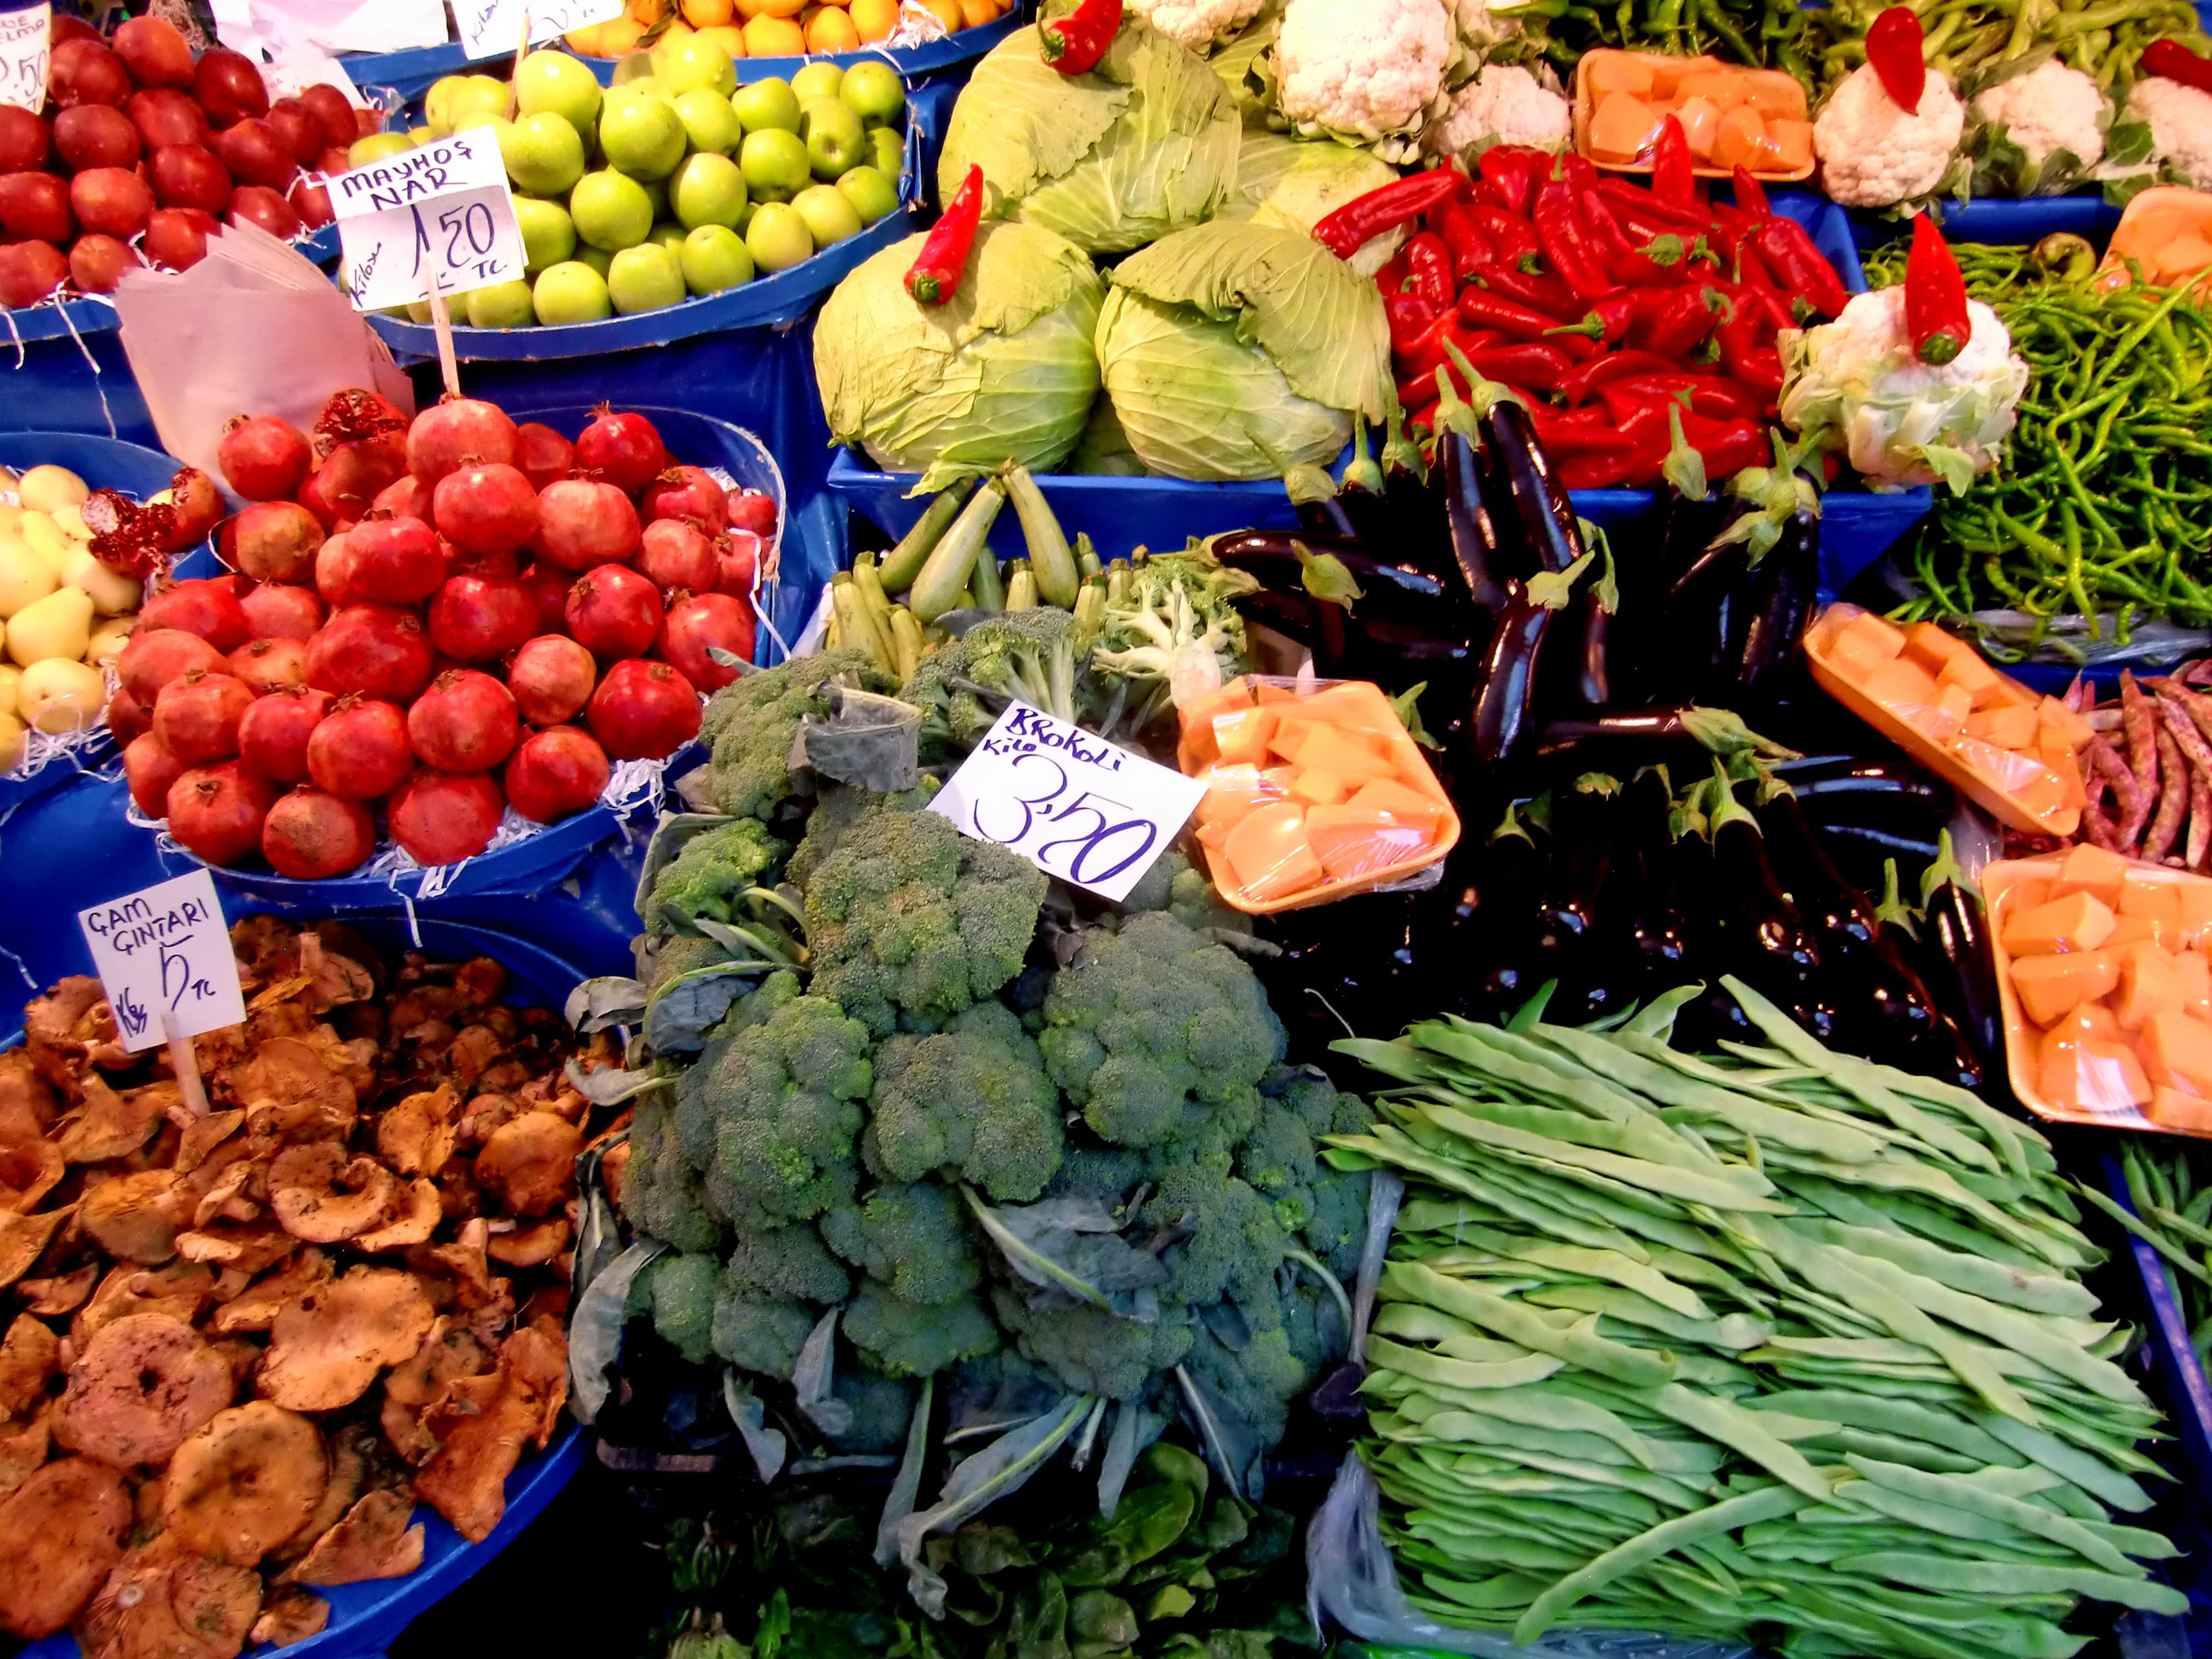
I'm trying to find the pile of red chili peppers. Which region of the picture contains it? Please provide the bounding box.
[1327,135,1855,491]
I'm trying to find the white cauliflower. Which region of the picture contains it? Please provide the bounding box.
[1423,64,1569,159]
[1127,0,1267,51]
[1273,0,1455,156]
[1813,61,1966,207]
[1972,59,2105,170]
[2129,74,2212,189]
[1449,0,1520,51]
[1781,285,2028,493]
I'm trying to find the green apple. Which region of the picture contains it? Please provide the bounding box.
[739,127,811,204]
[608,242,687,314]
[790,62,844,107]
[649,220,688,251]
[499,113,585,196]
[570,169,655,251]
[800,98,867,181]
[346,131,411,168]
[670,151,748,229]
[599,93,686,180]
[656,37,737,97]
[672,87,743,157]
[731,77,801,136]
[432,74,508,138]
[642,176,670,221]
[745,201,814,273]
[735,200,757,236]
[615,75,672,105]
[869,125,902,179]
[682,225,753,294]
[515,49,602,135]
[834,164,898,227]
[465,278,535,328]
[533,260,613,325]
[422,74,467,135]
[791,182,863,248]
[611,49,659,86]
[514,195,577,274]
[577,244,613,277]
[841,60,905,129]
[408,126,434,147]
[404,299,432,322]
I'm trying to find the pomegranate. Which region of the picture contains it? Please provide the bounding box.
[658,592,756,692]
[306,695,411,799]
[0,243,66,309]
[212,118,293,190]
[166,763,279,867]
[228,500,324,583]
[262,785,375,879]
[69,167,155,239]
[153,670,254,765]
[49,15,98,45]
[446,543,520,581]
[142,206,212,271]
[565,565,662,661]
[138,578,249,652]
[237,685,330,782]
[124,732,187,817]
[317,145,352,176]
[429,574,536,664]
[287,175,333,231]
[573,407,667,493]
[149,144,232,213]
[637,518,719,594]
[506,726,611,824]
[588,659,701,761]
[727,490,778,539]
[106,684,154,745]
[119,628,225,705]
[640,466,728,534]
[431,462,537,555]
[0,106,49,171]
[531,479,640,570]
[517,564,570,635]
[296,86,357,151]
[48,40,130,109]
[228,184,301,240]
[226,636,308,695]
[507,634,597,725]
[114,17,196,88]
[219,414,311,502]
[371,473,435,523]
[54,106,141,171]
[64,235,133,295]
[313,388,409,461]
[716,529,764,600]
[408,668,519,773]
[241,582,325,641]
[306,604,434,702]
[514,422,574,492]
[265,102,324,167]
[164,467,225,549]
[82,489,176,578]
[389,770,505,865]
[0,173,73,243]
[314,439,408,523]
[406,397,518,484]
[127,88,208,150]
[346,515,444,604]
[314,532,360,608]
[294,467,344,533]
[194,50,270,127]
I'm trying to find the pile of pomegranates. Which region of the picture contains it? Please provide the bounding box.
[0,13,364,306]
[114,392,775,880]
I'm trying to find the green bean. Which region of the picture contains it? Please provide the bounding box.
[1843,1456,2135,1574]
[1835,1553,2188,1614]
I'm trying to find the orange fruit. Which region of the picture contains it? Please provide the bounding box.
[957,0,993,23]
[659,14,696,38]
[600,15,651,50]
[742,12,808,52]
[919,0,962,30]
[849,0,898,40]
[625,0,665,23]
[806,5,860,49]
[694,22,749,53]
[564,23,606,51]
[682,0,737,21]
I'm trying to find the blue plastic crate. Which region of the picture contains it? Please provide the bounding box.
[2100,1153,2212,1489]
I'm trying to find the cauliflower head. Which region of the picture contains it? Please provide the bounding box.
[1448,0,1521,52]
[1814,62,1965,207]
[1273,0,1454,154]
[1127,0,1266,51]
[1423,64,1568,161]
[1971,59,2105,172]
[1781,285,2028,493]
[2130,75,2212,190]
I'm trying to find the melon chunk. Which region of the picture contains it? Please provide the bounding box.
[1305,805,1430,881]
[1860,656,1940,711]
[1346,776,1448,831]
[2180,884,2212,946]
[1288,768,1350,808]
[1222,801,1321,902]
[2149,1084,2212,1132]
[1590,92,1660,161]
[2011,948,2121,1025]
[1211,707,1277,767]
[2048,843,2130,908]
[2038,695,2093,749]
[2137,1009,2212,1095]
[2040,1036,2152,1113]
[2000,889,2116,957]
[2115,941,2190,1029]
[1290,725,1397,782]
[1902,621,1974,673]
[2174,949,2212,1021]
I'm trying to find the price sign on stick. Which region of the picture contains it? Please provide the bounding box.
[0,3,50,114]
[458,0,620,61]
[76,871,245,1055]
[931,703,1206,902]
[327,132,526,314]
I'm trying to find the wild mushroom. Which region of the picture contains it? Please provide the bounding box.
[219,1038,356,1142]
[248,1588,330,1648]
[0,1458,131,1638]
[189,1155,262,1230]
[174,1109,243,1177]
[256,1267,434,1413]
[78,1542,262,1659]
[488,1217,571,1269]
[447,1024,505,1089]
[54,1312,231,1467]
[80,1170,184,1265]
[268,1143,399,1245]
[173,1222,297,1277]
[375,1083,460,1178]
[352,1181,441,1255]
[24,977,127,1083]
[0,1204,71,1293]
[0,1313,58,1415]
[72,1262,215,1344]
[163,1401,328,1565]
[379,1318,489,1464]
[282,1489,424,1587]
[0,1105,62,1214]
[53,1076,165,1164]
[0,1408,50,1497]
[17,1263,98,1316]
[412,1327,567,1544]
[0,1053,56,1132]
[474,1113,583,1218]
[270,1420,377,1569]
[208,1249,330,1338]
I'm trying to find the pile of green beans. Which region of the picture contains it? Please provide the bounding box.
[1326,977,2184,1657]
[2081,1138,2212,1378]
[1813,0,2205,93]
[1500,0,1820,83]
[1864,241,2212,649]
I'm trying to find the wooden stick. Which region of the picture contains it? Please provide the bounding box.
[508,10,532,119]
[426,269,462,398]
[167,1024,211,1119]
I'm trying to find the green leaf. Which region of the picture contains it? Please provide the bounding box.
[1172,1366,1264,1500]
[644,963,766,1055]
[1662,405,1707,502]
[962,1188,1169,1314]
[1919,442,1979,495]
[566,976,646,1034]
[568,1239,662,1423]
[634,812,738,928]
[1389,682,1440,750]
[875,1374,935,1568]
[793,1309,852,1440]
[562,1058,671,1108]
[1294,542,1364,611]
[901,1396,1099,1614]
[1526,550,1594,611]
[1095,1402,1166,1521]
[722,1370,790,1484]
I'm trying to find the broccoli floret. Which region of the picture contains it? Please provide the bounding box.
[901,608,1082,757]
[826,1371,918,1454]
[637,933,734,999]
[643,1250,722,1364]
[819,1182,983,1307]
[1053,1143,1160,1204]
[787,781,937,894]
[1089,545,1256,736]
[864,1002,1063,1202]
[650,819,790,937]
[699,647,891,823]
[617,1099,726,1256]
[686,993,873,1223]
[1181,1318,1309,1449]
[844,1281,999,1377]
[1039,913,1285,1150]
[710,1280,817,1380]
[1141,1163,1288,1311]
[1117,849,1244,941]
[723,1222,852,1306]
[990,1287,1193,1399]
[802,802,1046,1037]
[1246,1067,1375,1274]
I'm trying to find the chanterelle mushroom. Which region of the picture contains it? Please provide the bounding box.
[473,1113,583,1218]
[54,1312,232,1468]
[352,1180,441,1255]
[0,1457,131,1638]
[268,1142,400,1245]
[281,1488,423,1587]
[163,1401,328,1566]
[256,1267,434,1413]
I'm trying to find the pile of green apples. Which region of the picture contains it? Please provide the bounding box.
[346,43,906,328]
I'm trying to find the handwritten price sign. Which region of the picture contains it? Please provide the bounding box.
[932,704,1205,902]
[458,0,622,61]
[327,132,526,313]
[0,3,49,115]
[76,872,246,1053]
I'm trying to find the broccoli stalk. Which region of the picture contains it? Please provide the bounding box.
[1088,545,1258,735]
[901,608,1086,756]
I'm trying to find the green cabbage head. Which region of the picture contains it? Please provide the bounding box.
[1095,220,1394,483]
[813,220,1104,492]
[937,15,1240,255]
[1220,132,1402,277]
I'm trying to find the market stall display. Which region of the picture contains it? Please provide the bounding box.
[563,0,1019,60]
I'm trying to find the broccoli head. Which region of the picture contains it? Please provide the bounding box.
[901,607,1082,758]
[650,818,790,937]
[819,1181,983,1307]
[643,1250,722,1365]
[699,646,891,823]
[711,1280,817,1380]
[1140,1163,1290,1311]
[617,1099,726,1256]
[1089,545,1256,736]
[787,780,935,893]
[637,932,735,999]
[1181,1318,1310,1450]
[990,1287,1193,1400]
[802,802,1046,1037]
[723,1221,852,1306]
[1115,849,1245,942]
[844,1281,1000,1378]
[1039,913,1285,1149]
[1249,1066,1375,1274]
[685,993,873,1223]
[865,1002,1063,1202]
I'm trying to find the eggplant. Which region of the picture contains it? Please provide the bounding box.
[1734,508,1818,702]
[1577,770,1691,1011]
[1687,777,1822,997]
[1469,581,1553,764]
[1651,536,1747,705]
[1298,494,1363,540]
[1571,589,1611,709]
[1438,424,1514,617]
[1917,833,2004,1073]
[1483,400,1584,577]
[1783,760,1945,807]
[1406,811,1548,1021]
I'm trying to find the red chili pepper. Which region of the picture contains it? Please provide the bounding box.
[1398,340,1573,406]
[1314,173,1463,259]
[1547,287,1670,344]
[1865,6,1927,114]
[1731,165,1771,220]
[1457,288,1575,341]
[1402,232,1455,309]
[1555,348,1686,406]
[1528,414,1643,457]
[1595,177,1712,231]
[1582,188,1691,286]
[1385,293,1442,357]
[1749,216,1851,320]
[1478,145,1552,217]
[1718,312,1785,394]
[1559,399,1678,487]
[1905,211,1971,365]
[1469,262,1583,318]
[1599,374,1761,422]
[906,164,985,305]
[1433,201,1496,279]
[1651,115,1697,209]
[1683,413,1772,479]
[1533,179,1611,301]
[1039,0,1121,74]
[1628,285,1718,357]
[1374,250,1411,295]
[1400,319,1505,381]
[2143,38,2212,95]
[1469,205,1541,268]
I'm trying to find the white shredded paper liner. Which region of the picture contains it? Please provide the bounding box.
[3,660,123,788]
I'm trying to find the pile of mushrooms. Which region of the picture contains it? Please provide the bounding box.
[0,918,606,1655]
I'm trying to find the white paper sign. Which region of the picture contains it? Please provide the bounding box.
[930,703,1206,902]
[76,872,246,1053]
[0,3,49,114]
[327,132,526,312]
[458,0,622,62]
[262,46,365,107]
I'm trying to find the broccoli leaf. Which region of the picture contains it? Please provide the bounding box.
[963,1188,1171,1316]
[1173,1364,1264,1500]
[723,1369,791,1484]
[874,1373,936,1568]
[570,1138,624,1303]
[898,1393,1098,1615]
[566,976,647,1033]
[634,812,739,924]
[564,1059,671,1108]
[645,964,764,1054]
[793,1309,854,1439]
[1094,1401,1166,1520]
[568,1239,663,1423]
[799,688,924,792]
